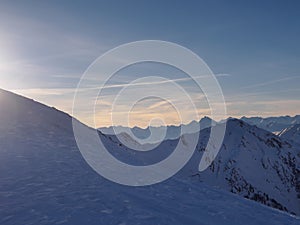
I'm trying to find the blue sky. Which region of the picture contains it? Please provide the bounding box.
[0,0,299,127]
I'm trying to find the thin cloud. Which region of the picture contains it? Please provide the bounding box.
[80,73,231,91]
[228,88,300,100]
[147,100,171,110]
[215,73,232,77]
[240,76,299,89]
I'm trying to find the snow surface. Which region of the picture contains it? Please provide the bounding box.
[0,89,299,225]
[279,124,300,145]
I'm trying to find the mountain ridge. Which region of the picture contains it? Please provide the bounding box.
[241,115,300,133]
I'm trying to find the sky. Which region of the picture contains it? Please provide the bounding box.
[0,0,299,127]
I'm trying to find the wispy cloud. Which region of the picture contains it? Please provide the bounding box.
[77,73,231,91]
[214,73,232,78]
[240,75,299,89]
[228,88,300,100]
[147,100,171,110]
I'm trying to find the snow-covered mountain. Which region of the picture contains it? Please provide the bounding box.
[184,119,300,215]
[0,89,299,225]
[99,116,216,143]
[241,115,300,133]
[107,118,300,215]
[279,124,300,144]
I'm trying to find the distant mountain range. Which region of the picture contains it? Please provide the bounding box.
[99,114,300,143]
[241,115,300,133]
[99,116,216,143]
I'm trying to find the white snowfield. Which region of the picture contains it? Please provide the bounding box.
[0,89,299,225]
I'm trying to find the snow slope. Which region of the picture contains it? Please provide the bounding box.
[279,124,300,145]
[0,89,299,225]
